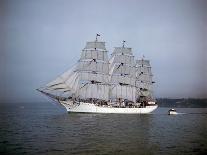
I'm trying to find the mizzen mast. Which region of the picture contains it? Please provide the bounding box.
[135,56,154,102]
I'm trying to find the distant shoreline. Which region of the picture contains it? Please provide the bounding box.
[157,98,207,108]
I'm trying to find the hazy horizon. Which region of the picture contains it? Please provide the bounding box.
[0,0,207,103]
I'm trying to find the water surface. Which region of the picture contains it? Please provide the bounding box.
[0,102,207,155]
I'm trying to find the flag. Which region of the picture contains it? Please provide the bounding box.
[96,34,100,41]
[142,55,145,59]
[122,40,126,47]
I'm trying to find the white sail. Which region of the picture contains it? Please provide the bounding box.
[46,65,76,87]
[79,72,109,83]
[136,59,150,66]
[75,39,110,101]
[137,74,152,83]
[46,83,70,91]
[135,81,152,90]
[112,47,133,56]
[80,49,108,61]
[84,42,106,50]
[49,71,78,91]
[39,65,78,97]
[111,74,135,86]
[111,63,135,76]
[110,85,136,102]
[135,59,154,99]
[78,84,109,101]
[112,54,135,65]
[109,45,136,102]
[136,66,152,75]
[77,60,109,74]
[64,72,79,93]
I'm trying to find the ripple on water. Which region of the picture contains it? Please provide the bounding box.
[0,104,207,155]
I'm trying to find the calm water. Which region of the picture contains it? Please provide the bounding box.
[0,102,207,155]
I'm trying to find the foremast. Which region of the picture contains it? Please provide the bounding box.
[76,34,110,103]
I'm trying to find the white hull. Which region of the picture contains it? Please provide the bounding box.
[59,101,158,114]
[168,111,178,115]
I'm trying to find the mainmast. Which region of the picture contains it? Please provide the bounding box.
[109,41,136,103]
[135,56,154,102]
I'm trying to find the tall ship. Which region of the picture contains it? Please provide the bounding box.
[37,34,157,114]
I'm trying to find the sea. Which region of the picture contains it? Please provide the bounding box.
[0,102,207,155]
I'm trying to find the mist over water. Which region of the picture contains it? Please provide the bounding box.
[0,102,207,155]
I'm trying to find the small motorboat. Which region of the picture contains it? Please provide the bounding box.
[168,109,177,115]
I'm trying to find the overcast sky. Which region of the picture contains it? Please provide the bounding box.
[0,0,207,103]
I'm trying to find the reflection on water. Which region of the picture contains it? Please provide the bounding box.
[0,103,207,155]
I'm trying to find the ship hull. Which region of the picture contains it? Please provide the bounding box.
[60,101,158,114]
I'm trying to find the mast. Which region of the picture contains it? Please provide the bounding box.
[135,56,154,102]
[109,41,136,103]
[76,34,110,101]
